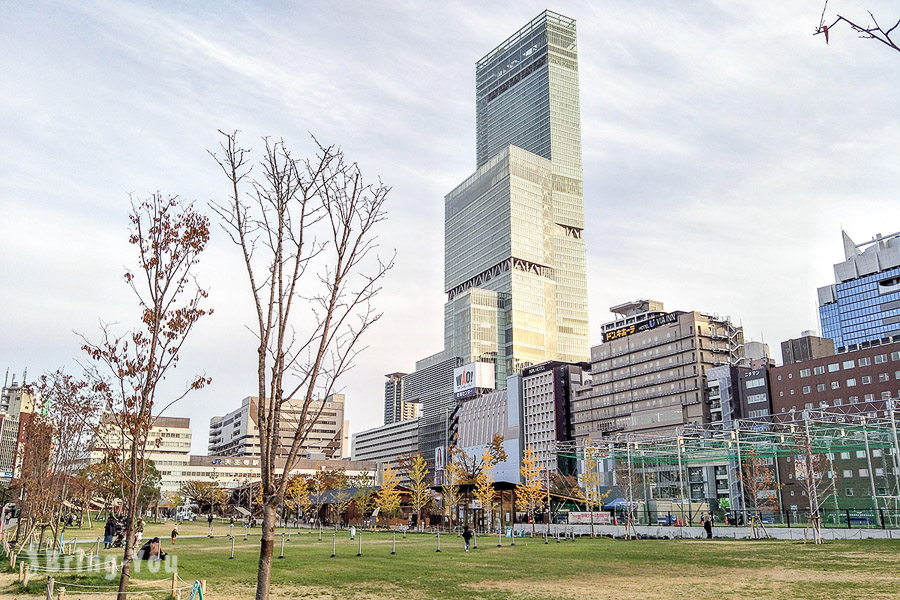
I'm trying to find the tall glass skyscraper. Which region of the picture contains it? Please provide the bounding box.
[818,230,900,350]
[445,10,589,383]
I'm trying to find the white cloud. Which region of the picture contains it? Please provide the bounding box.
[1,0,898,450]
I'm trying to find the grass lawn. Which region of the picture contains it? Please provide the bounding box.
[3,527,900,599]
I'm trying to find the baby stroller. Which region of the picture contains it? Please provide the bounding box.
[112,530,125,548]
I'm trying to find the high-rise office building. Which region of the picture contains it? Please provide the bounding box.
[445,10,589,385]
[818,230,900,351]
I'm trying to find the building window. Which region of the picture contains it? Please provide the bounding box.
[864,393,875,401]
[845,488,854,496]
[862,375,872,385]
[748,408,769,418]
[747,393,768,404]
[859,468,869,477]
[892,351,900,361]
[834,398,843,406]
[802,386,812,394]
[805,402,813,409]
[843,469,852,478]
[828,363,840,372]
[849,395,859,403]
[831,381,840,389]
[846,378,857,387]
[858,357,872,367]
[800,369,811,378]
[814,366,825,375]
[840,452,850,460]
[879,373,890,382]
[876,354,888,364]
[817,383,826,392]
[843,360,855,370]
[745,378,765,389]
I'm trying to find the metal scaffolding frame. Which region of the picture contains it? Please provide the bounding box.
[553,401,900,526]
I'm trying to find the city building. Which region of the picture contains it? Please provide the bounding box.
[769,339,900,510]
[521,360,589,474]
[572,300,745,441]
[208,394,349,460]
[383,372,420,425]
[818,230,900,351]
[444,9,589,383]
[781,331,835,365]
[89,415,193,496]
[351,417,420,473]
[0,377,34,482]
[382,10,591,479]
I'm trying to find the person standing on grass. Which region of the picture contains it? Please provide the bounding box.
[171,525,179,545]
[103,517,115,550]
[208,512,214,537]
[704,515,713,539]
[463,525,473,552]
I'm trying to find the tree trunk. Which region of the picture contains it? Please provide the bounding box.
[255,501,277,600]
[117,498,139,599]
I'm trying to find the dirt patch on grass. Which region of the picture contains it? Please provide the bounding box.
[469,566,900,600]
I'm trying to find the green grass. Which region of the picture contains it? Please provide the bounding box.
[5,528,900,599]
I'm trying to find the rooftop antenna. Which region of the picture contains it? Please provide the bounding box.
[3,369,7,388]
[22,367,27,384]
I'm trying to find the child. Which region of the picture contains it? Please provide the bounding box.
[171,525,179,545]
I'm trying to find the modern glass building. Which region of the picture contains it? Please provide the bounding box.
[818,231,900,350]
[445,10,589,385]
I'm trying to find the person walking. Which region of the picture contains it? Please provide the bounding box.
[462,525,473,552]
[171,525,179,545]
[704,515,713,539]
[208,512,214,537]
[103,517,116,550]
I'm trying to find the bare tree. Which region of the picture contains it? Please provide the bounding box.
[211,130,392,599]
[816,1,899,53]
[614,456,642,540]
[81,193,211,598]
[792,433,838,544]
[13,371,99,548]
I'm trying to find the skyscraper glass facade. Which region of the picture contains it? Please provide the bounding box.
[444,10,589,386]
[818,231,900,350]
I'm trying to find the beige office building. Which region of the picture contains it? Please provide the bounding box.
[573,300,745,441]
[208,394,349,460]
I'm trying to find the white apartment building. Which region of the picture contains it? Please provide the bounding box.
[208,394,349,460]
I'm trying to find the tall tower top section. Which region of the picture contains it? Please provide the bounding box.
[475,10,581,180]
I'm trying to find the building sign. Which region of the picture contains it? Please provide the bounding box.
[523,362,559,377]
[453,362,495,400]
[602,312,678,343]
[568,511,612,525]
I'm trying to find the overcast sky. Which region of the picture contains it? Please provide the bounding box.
[2,1,898,453]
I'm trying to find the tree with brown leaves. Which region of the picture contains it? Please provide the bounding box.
[211,131,392,600]
[740,446,780,539]
[81,193,211,598]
